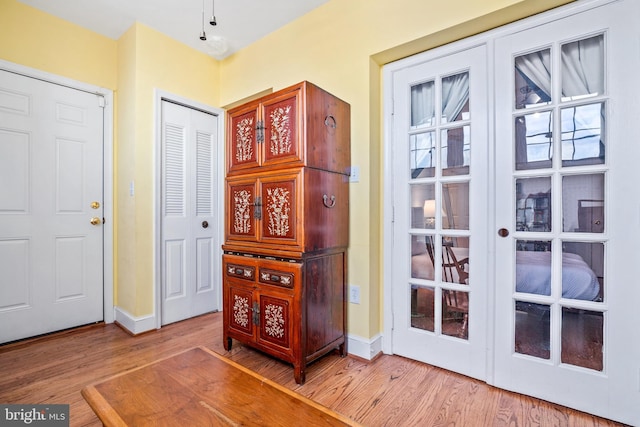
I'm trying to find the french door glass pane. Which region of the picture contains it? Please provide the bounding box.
[411,234,434,281]
[561,103,605,166]
[441,72,469,123]
[562,242,603,301]
[442,182,469,230]
[515,111,553,170]
[411,81,435,128]
[561,34,604,101]
[442,290,469,339]
[562,173,604,233]
[410,132,436,178]
[516,240,552,296]
[515,177,551,232]
[515,301,550,359]
[561,308,603,371]
[410,183,436,229]
[441,126,470,176]
[514,48,552,109]
[411,285,435,331]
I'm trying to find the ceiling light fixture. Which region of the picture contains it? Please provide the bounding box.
[199,0,207,40]
[209,0,217,26]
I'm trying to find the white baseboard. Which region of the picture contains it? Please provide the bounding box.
[347,333,383,360]
[114,307,157,335]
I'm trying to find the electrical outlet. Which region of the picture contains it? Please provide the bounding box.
[349,285,360,304]
[349,165,360,183]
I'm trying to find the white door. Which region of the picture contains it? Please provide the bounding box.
[161,101,219,325]
[390,45,489,380]
[494,1,640,424]
[0,70,104,344]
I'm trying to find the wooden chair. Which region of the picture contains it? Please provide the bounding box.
[426,238,470,337]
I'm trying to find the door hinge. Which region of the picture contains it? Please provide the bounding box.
[97,95,106,108]
[256,120,264,143]
[254,196,262,220]
[252,301,260,326]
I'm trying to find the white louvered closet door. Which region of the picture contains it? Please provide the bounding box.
[161,101,219,325]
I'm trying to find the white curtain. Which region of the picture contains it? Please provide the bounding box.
[514,35,604,164]
[515,49,552,103]
[442,72,469,123]
[410,72,469,126]
[411,81,435,127]
[561,35,604,98]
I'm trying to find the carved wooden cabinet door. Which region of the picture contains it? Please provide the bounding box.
[227,87,302,174]
[228,105,260,172]
[226,283,255,339]
[261,89,302,168]
[226,176,259,243]
[226,170,302,249]
[259,171,300,245]
[256,292,293,353]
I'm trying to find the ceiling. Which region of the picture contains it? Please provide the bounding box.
[17,0,329,59]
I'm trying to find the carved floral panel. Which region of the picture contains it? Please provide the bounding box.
[231,111,256,166]
[266,187,290,237]
[264,304,285,338]
[231,185,253,236]
[260,295,289,348]
[264,97,297,162]
[232,294,250,330]
[262,180,295,240]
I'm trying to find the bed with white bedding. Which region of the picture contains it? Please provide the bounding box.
[411,249,600,301]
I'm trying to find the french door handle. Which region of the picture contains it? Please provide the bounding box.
[498,228,509,237]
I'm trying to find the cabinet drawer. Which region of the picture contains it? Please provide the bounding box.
[259,268,295,288]
[225,262,256,281]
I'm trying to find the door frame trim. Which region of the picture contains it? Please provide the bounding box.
[0,59,115,325]
[153,89,225,329]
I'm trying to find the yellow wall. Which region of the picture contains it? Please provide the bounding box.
[219,0,573,338]
[0,0,117,89]
[1,0,573,338]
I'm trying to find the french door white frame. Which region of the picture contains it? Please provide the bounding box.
[153,90,225,329]
[0,59,115,325]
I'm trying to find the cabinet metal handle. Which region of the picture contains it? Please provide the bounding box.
[323,194,336,208]
[202,221,209,228]
[252,302,260,326]
[254,197,262,220]
[324,115,337,129]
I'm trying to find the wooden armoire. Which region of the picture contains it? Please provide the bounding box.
[222,81,350,384]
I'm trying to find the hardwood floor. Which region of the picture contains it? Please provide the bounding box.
[0,312,623,426]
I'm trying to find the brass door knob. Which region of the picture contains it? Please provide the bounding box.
[91,201,100,209]
[90,217,102,226]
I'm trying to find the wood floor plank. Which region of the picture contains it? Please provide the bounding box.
[0,312,623,427]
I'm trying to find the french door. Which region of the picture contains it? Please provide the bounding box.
[389,45,489,380]
[386,1,640,424]
[493,1,639,424]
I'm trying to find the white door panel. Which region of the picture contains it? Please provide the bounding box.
[390,44,489,380]
[0,70,104,343]
[161,101,219,324]
[494,1,640,424]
